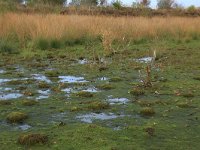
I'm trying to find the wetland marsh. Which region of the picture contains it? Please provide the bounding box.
[0,12,200,150]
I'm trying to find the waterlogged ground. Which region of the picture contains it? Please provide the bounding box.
[0,40,200,149]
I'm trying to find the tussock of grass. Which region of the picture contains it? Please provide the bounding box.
[129,87,145,96]
[22,100,38,106]
[109,77,122,82]
[76,91,94,98]
[23,90,35,96]
[50,39,63,49]
[6,112,28,123]
[70,106,82,112]
[38,81,50,89]
[87,101,110,110]
[140,107,155,116]
[35,38,49,50]
[18,134,48,145]
[6,80,24,85]
[182,92,194,98]
[176,102,191,108]
[98,84,115,90]
[137,100,165,107]
[45,70,59,77]
[0,100,12,105]
[0,39,18,54]
[193,77,200,81]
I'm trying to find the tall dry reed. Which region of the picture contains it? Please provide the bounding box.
[0,13,200,42]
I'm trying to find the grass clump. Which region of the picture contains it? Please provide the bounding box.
[18,134,48,145]
[129,87,145,96]
[50,39,63,49]
[144,127,155,136]
[6,80,24,85]
[140,107,155,116]
[176,102,191,108]
[182,92,194,98]
[98,84,115,90]
[0,40,18,54]
[22,100,38,106]
[88,101,110,110]
[0,100,12,106]
[6,112,28,123]
[70,106,82,112]
[76,91,94,98]
[193,77,200,81]
[137,100,162,107]
[38,81,50,89]
[23,90,35,96]
[99,66,108,72]
[109,77,122,82]
[35,38,49,50]
[45,70,59,77]
[24,79,37,84]
[65,37,85,46]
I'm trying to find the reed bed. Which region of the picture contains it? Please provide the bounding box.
[0,13,200,43]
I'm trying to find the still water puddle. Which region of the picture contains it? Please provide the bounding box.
[36,89,50,100]
[83,87,99,93]
[17,124,32,131]
[0,69,5,74]
[59,76,88,83]
[36,95,49,100]
[15,66,25,73]
[61,88,74,93]
[61,88,76,98]
[51,112,67,122]
[0,93,23,100]
[135,57,153,63]
[0,121,31,131]
[32,74,51,83]
[98,77,109,81]
[0,87,13,92]
[108,98,129,105]
[76,113,124,123]
[0,79,12,84]
[38,89,50,95]
[78,59,88,65]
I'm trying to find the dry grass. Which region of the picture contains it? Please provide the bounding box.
[0,13,200,43]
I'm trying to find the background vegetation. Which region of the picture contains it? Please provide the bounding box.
[0,13,200,52]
